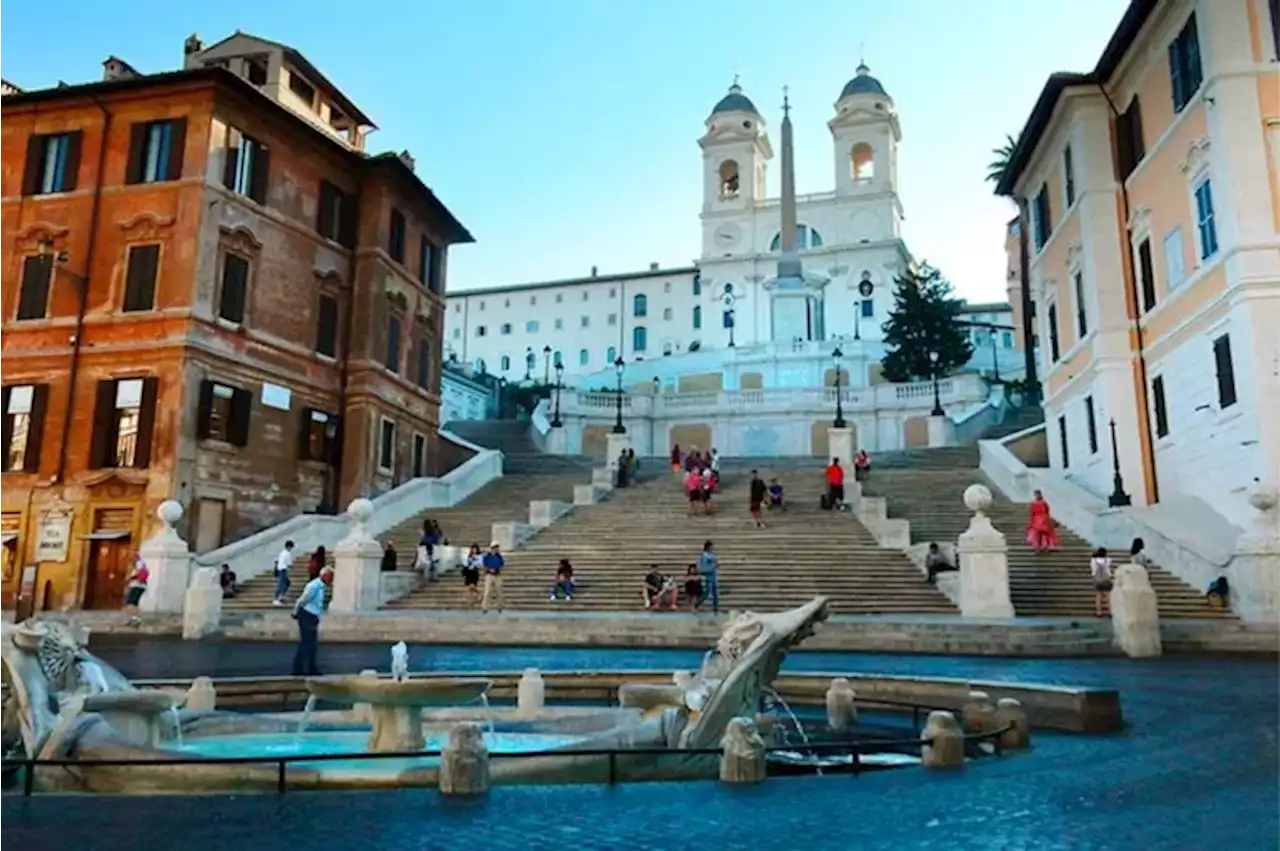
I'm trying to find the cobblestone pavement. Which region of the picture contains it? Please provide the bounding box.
[3,641,1276,850]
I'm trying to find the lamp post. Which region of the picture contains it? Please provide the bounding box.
[497,377,508,419]
[989,326,1001,383]
[551,362,564,428]
[542,345,552,386]
[831,346,847,428]
[929,350,945,417]
[612,356,627,434]
[1107,418,1132,507]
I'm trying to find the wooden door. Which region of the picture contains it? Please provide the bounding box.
[84,540,130,609]
[903,416,929,448]
[194,499,226,554]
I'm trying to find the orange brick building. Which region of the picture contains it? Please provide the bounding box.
[1,41,472,611]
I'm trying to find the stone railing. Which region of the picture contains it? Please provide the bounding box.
[528,400,552,452]
[194,429,503,584]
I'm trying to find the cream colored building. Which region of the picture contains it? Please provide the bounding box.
[998,0,1280,529]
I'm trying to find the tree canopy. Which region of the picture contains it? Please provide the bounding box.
[879,263,974,383]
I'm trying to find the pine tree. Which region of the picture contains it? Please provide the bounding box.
[879,263,974,383]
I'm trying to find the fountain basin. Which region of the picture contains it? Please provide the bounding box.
[307,676,492,708]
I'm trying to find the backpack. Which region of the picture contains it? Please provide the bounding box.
[820,493,832,511]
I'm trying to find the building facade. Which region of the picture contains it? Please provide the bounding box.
[1,37,471,610]
[998,0,1280,528]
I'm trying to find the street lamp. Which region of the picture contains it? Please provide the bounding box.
[551,362,564,428]
[989,326,1002,383]
[497,377,508,419]
[929,350,945,417]
[831,346,847,428]
[612,356,627,434]
[1107,418,1132,507]
[542,345,552,386]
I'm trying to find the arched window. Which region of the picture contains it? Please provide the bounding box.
[851,142,875,182]
[662,342,673,356]
[810,229,823,247]
[606,345,617,363]
[632,326,647,352]
[692,305,702,329]
[475,358,486,374]
[768,224,824,252]
[553,350,563,366]
[718,159,740,198]
[578,348,589,365]
[500,355,511,372]
[633,294,647,317]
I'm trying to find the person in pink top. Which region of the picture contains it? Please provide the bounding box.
[1025,490,1061,553]
[122,552,149,626]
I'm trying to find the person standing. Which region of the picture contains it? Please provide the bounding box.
[671,443,682,472]
[824,458,846,511]
[697,540,720,614]
[272,540,296,606]
[462,543,483,609]
[292,566,333,676]
[122,552,149,626]
[481,542,506,613]
[1090,548,1113,617]
[854,449,872,482]
[1025,490,1060,553]
[749,470,767,529]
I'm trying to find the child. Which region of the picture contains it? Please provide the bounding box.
[1090,547,1113,617]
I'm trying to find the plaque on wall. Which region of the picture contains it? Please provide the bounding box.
[34,509,73,563]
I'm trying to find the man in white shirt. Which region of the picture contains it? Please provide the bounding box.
[292,566,333,676]
[272,540,295,606]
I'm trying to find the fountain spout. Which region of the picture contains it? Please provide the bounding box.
[390,642,409,683]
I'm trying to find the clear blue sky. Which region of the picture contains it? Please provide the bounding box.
[2,0,1128,302]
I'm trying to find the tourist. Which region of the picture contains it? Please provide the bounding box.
[272,540,296,606]
[219,563,238,599]
[683,564,703,611]
[709,448,721,477]
[854,449,872,482]
[824,457,846,511]
[697,540,720,614]
[1128,537,1155,569]
[685,468,704,516]
[642,565,677,610]
[616,450,630,488]
[291,566,333,677]
[767,478,786,510]
[628,448,639,480]
[1090,547,1113,617]
[309,545,328,580]
[549,558,576,601]
[462,543,483,609]
[480,541,505,613]
[380,542,397,573]
[1025,490,1060,553]
[671,443,682,472]
[684,447,698,474]
[924,542,956,584]
[416,519,442,581]
[122,552,149,626]
[1206,575,1230,609]
[701,467,716,513]
[749,470,767,529]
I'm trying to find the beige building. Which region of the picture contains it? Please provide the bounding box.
[998,0,1280,529]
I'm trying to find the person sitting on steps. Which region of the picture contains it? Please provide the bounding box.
[683,564,703,611]
[854,449,871,482]
[643,565,677,610]
[924,542,957,584]
[767,478,786,510]
[549,558,576,602]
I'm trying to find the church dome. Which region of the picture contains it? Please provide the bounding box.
[839,63,888,100]
[710,82,759,117]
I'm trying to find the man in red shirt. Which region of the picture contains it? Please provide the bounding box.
[825,458,846,511]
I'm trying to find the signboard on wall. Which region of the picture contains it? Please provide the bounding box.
[34,509,73,563]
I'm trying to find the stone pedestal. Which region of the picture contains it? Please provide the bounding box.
[961,690,996,733]
[606,432,631,468]
[827,427,854,470]
[994,698,1031,750]
[921,710,964,768]
[1110,563,1162,658]
[491,522,533,552]
[574,484,605,506]
[825,677,857,732]
[352,669,379,723]
[529,500,571,529]
[1229,484,1280,625]
[439,722,490,796]
[927,414,954,448]
[182,567,223,639]
[329,499,383,613]
[369,704,425,752]
[591,467,615,489]
[719,717,766,784]
[618,684,687,712]
[544,425,568,455]
[957,485,1015,618]
[139,501,192,614]
[185,676,216,711]
[517,668,545,715]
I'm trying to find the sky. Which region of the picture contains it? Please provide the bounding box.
[1,0,1130,303]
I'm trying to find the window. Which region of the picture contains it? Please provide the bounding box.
[452,328,460,339]
[1115,97,1145,180]
[1073,272,1089,337]
[504,299,510,308]
[500,323,512,335]
[126,119,186,185]
[606,346,617,363]
[1213,334,1237,409]
[388,208,406,263]
[769,225,824,252]
[663,282,672,294]
[663,342,673,356]
[580,316,590,328]
[555,293,563,303]
[222,128,269,203]
[607,313,617,326]
[475,325,487,337]
[288,70,316,105]
[316,295,339,357]
[412,433,427,478]
[632,326,647,351]
[1193,178,1219,260]
[1002,331,1013,348]
[15,254,53,321]
[718,159,740,198]
[419,236,440,292]
[298,408,339,463]
[218,253,250,324]
[609,288,616,298]
[579,348,589,366]
[122,244,160,313]
[1033,184,1052,250]
[316,180,355,247]
[196,380,251,446]
[386,315,401,373]
[554,318,564,330]
[553,350,563,367]
[90,377,158,469]
[1063,145,1076,207]
[633,294,648,317]
[530,295,537,305]
[663,307,673,321]
[2,385,49,473]
[1058,415,1070,468]
[693,276,702,296]
[525,320,539,333]
[415,332,431,390]
[245,58,268,85]
[475,358,486,374]
[22,131,82,195]
[1164,228,1186,289]
[861,299,874,318]
[1152,376,1169,438]
[500,355,511,372]
[1137,238,1157,313]
[1085,396,1098,454]
[693,306,702,329]
[1047,302,1061,362]
[378,418,396,472]
[1169,13,1203,113]
[582,291,589,301]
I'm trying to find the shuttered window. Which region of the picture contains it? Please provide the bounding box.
[1169,14,1203,113]
[316,180,356,247]
[125,118,187,184]
[1137,238,1157,313]
[219,254,249,323]
[1213,334,1237,410]
[222,127,270,204]
[122,244,160,312]
[1115,97,1145,180]
[316,295,339,357]
[389,208,406,262]
[1152,376,1169,438]
[195,379,252,447]
[1,384,49,473]
[16,255,53,321]
[1085,396,1098,454]
[89,377,158,469]
[298,408,340,463]
[21,131,83,195]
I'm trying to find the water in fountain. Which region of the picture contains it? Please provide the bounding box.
[477,694,496,736]
[763,687,822,776]
[294,695,318,744]
[168,706,183,748]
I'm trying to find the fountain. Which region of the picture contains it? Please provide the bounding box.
[307,674,492,752]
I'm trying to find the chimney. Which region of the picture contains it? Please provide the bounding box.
[183,33,203,57]
[590,266,598,277]
[102,57,139,82]
[649,262,659,271]
[398,150,416,172]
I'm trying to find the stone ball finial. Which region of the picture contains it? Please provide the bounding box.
[1247,481,1278,514]
[157,500,184,528]
[346,498,374,524]
[963,484,993,514]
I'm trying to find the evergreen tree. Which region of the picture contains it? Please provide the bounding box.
[879,263,974,383]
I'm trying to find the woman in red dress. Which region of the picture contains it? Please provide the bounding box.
[1025,490,1060,552]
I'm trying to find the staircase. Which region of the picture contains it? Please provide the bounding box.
[980,405,1045,441]
[387,463,955,615]
[445,420,598,474]
[858,465,1234,619]
[223,474,585,611]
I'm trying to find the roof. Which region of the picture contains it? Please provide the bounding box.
[366,153,474,245]
[995,0,1158,196]
[710,83,759,116]
[195,30,377,128]
[960,301,1013,314]
[446,265,700,299]
[839,63,888,100]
